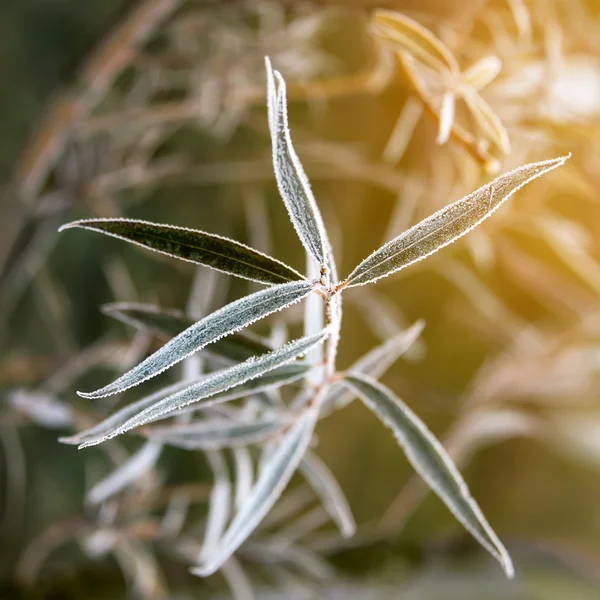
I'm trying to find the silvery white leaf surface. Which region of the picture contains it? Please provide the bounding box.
[265,57,330,271]
[78,330,327,447]
[78,280,315,399]
[299,451,356,538]
[345,156,569,287]
[341,373,514,578]
[193,407,318,576]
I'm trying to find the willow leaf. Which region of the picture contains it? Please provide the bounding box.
[169,364,311,419]
[146,416,282,450]
[341,373,514,578]
[60,380,190,446]
[461,87,511,155]
[78,330,328,447]
[201,451,231,561]
[192,408,318,577]
[344,156,569,287]
[372,10,459,75]
[299,451,356,538]
[102,302,273,362]
[244,540,333,582]
[78,280,315,399]
[232,447,253,510]
[265,57,330,270]
[437,91,455,145]
[87,440,162,505]
[462,56,502,91]
[61,365,307,448]
[59,218,304,285]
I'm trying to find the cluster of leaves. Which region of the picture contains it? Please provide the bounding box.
[56,56,566,581]
[6,1,600,597]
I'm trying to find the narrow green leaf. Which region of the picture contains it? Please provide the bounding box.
[78,330,328,446]
[78,280,316,399]
[59,218,304,285]
[265,57,330,271]
[344,155,569,287]
[101,302,273,362]
[192,408,318,577]
[341,373,514,578]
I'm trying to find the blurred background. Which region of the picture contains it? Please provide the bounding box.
[1,0,600,598]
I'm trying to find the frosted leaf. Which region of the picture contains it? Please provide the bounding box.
[372,10,459,75]
[323,320,425,413]
[344,156,569,287]
[146,416,282,450]
[265,57,330,270]
[59,219,304,286]
[342,373,514,578]
[78,280,315,399]
[200,451,231,561]
[86,440,162,505]
[462,56,502,90]
[192,408,318,577]
[102,302,273,363]
[77,330,328,446]
[299,451,356,538]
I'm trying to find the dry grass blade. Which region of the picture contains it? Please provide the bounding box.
[437,92,456,145]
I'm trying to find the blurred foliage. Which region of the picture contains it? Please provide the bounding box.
[2,0,600,598]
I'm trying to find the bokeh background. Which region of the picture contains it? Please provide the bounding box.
[2,0,600,598]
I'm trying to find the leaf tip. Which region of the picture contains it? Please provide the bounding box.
[501,551,515,579]
[57,435,78,445]
[189,564,215,578]
[58,222,76,233]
